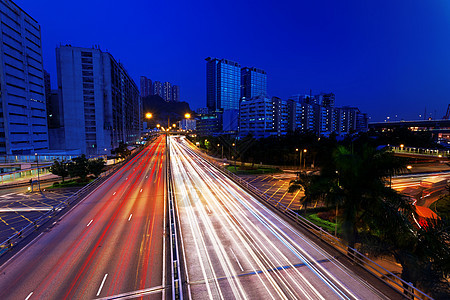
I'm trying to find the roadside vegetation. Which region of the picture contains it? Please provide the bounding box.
[288,141,450,298]
[49,154,106,187]
[189,129,449,297]
[225,165,281,175]
[431,194,450,219]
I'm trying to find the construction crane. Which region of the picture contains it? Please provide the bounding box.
[443,104,450,120]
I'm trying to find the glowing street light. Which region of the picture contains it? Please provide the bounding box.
[156,124,160,128]
[145,112,153,119]
[185,113,191,119]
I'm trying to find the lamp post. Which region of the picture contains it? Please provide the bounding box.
[217,144,223,159]
[295,148,299,169]
[35,153,40,191]
[303,149,307,169]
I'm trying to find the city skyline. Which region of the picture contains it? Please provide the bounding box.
[15,0,450,122]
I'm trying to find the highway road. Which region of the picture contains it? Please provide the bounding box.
[0,135,167,300]
[170,136,395,300]
[392,172,450,208]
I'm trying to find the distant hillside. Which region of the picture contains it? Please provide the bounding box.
[142,95,193,126]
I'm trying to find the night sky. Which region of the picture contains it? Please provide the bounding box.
[16,0,450,122]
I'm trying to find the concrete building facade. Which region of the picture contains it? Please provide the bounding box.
[54,45,140,156]
[172,85,180,102]
[0,0,49,154]
[140,76,152,98]
[162,81,172,102]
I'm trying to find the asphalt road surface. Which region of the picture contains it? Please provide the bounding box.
[170,136,396,300]
[0,135,166,300]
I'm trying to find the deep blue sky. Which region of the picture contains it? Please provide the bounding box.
[17,0,450,122]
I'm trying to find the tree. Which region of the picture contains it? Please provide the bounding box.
[49,160,69,182]
[67,154,89,181]
[288,171,322,213]
[301,144,408,248]
[360,217,450,298]
[114,142,130,158]
[88,158,105,177]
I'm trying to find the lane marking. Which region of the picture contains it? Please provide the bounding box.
[230,249,244,272]
[25,292,33,300]
[96,273,108,296]
[140,189,143,193]
[113,192,116,195]
[128,214,133,221]
[205,205,211,214]
[86,219,93,227]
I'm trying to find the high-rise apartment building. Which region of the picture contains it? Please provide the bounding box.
[140,76,152,97]
[162,81,172,102]
[241,67,267,99]
[54,46,140,156]
[239,96,275,139]
[320,93,335,107]
[153,81,163,97]
[0,0,49,154]
[172,85,180,102]
[206,57,241,111]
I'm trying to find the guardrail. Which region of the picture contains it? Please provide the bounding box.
[188,140,433,300]
[167,135,183,300]
[0,140,151,258]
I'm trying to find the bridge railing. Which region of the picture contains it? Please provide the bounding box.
[393,146,450,158]
[186,139,432,300]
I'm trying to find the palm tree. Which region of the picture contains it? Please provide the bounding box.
[311,144,408,249]
[288,172,319,213]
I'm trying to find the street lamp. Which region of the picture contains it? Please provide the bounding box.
[185,113,191,119]
[295,148,299,169]
[145,112,152,119]
[218,144,223,159]
[400,144,404,151]
[303,149,307,169]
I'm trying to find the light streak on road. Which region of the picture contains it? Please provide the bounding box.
[170,136,391,299]
[0,135,167,299]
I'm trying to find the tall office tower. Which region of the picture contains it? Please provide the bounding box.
[172,85,180,102]
[140,76,152,97]
[206,57,241,111]
[153,81,163,97]
[162,81,172,102]
[55,46,140,156]
[0,0,49,154]
[241,67,267,99]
